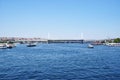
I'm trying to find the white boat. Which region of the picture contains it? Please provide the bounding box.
[27,43,37,47]
[88,44,94,48]
[105,43,120,47]
[6,43,15,49]
[0,44,7,49]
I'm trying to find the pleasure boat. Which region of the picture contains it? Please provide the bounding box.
[27,43,37,47]
[0,44,7,49]
[6,43,15,49]
[88,44,94,48]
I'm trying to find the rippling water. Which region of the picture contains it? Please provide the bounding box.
[0,43,120,80]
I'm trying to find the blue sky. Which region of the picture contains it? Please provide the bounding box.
[0,0,120,40]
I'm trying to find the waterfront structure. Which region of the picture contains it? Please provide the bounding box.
[0,37,84,44]
[0,43,7,49]
[105,43,120,47]
[48,39,84,43]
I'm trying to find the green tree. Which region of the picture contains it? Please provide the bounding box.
[114,38,120,43]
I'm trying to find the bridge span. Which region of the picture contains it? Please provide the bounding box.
[48,39,84,43]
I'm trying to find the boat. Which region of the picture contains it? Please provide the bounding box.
[88,44,94,48]
[0,43,16,49]
[27,43,37,47]
[105,43,120,47]
[6,43,15,49]
[0,44,7,49]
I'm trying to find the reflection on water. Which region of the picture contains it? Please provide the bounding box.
[0,43,120,80]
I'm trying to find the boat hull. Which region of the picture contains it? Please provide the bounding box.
[27,45,36,47]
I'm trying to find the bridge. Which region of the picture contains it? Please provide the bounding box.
[48,39,84,43]
[0,37,84,44]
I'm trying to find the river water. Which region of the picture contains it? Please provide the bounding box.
[0,43,120,80]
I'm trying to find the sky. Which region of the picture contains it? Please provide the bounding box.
[0,0,120,40]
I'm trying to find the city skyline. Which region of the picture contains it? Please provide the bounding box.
[0,0,120,40]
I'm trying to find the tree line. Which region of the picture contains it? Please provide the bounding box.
[114,38,120,43]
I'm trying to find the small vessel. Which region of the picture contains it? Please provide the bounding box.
[6,43,15,49]
[27,43,37,47]
[0,44,7,49]
[105,43,120,47]
[0,43,15,49]
[88,44,94,48]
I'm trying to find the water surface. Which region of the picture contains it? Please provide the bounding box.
[0,43,120,80]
